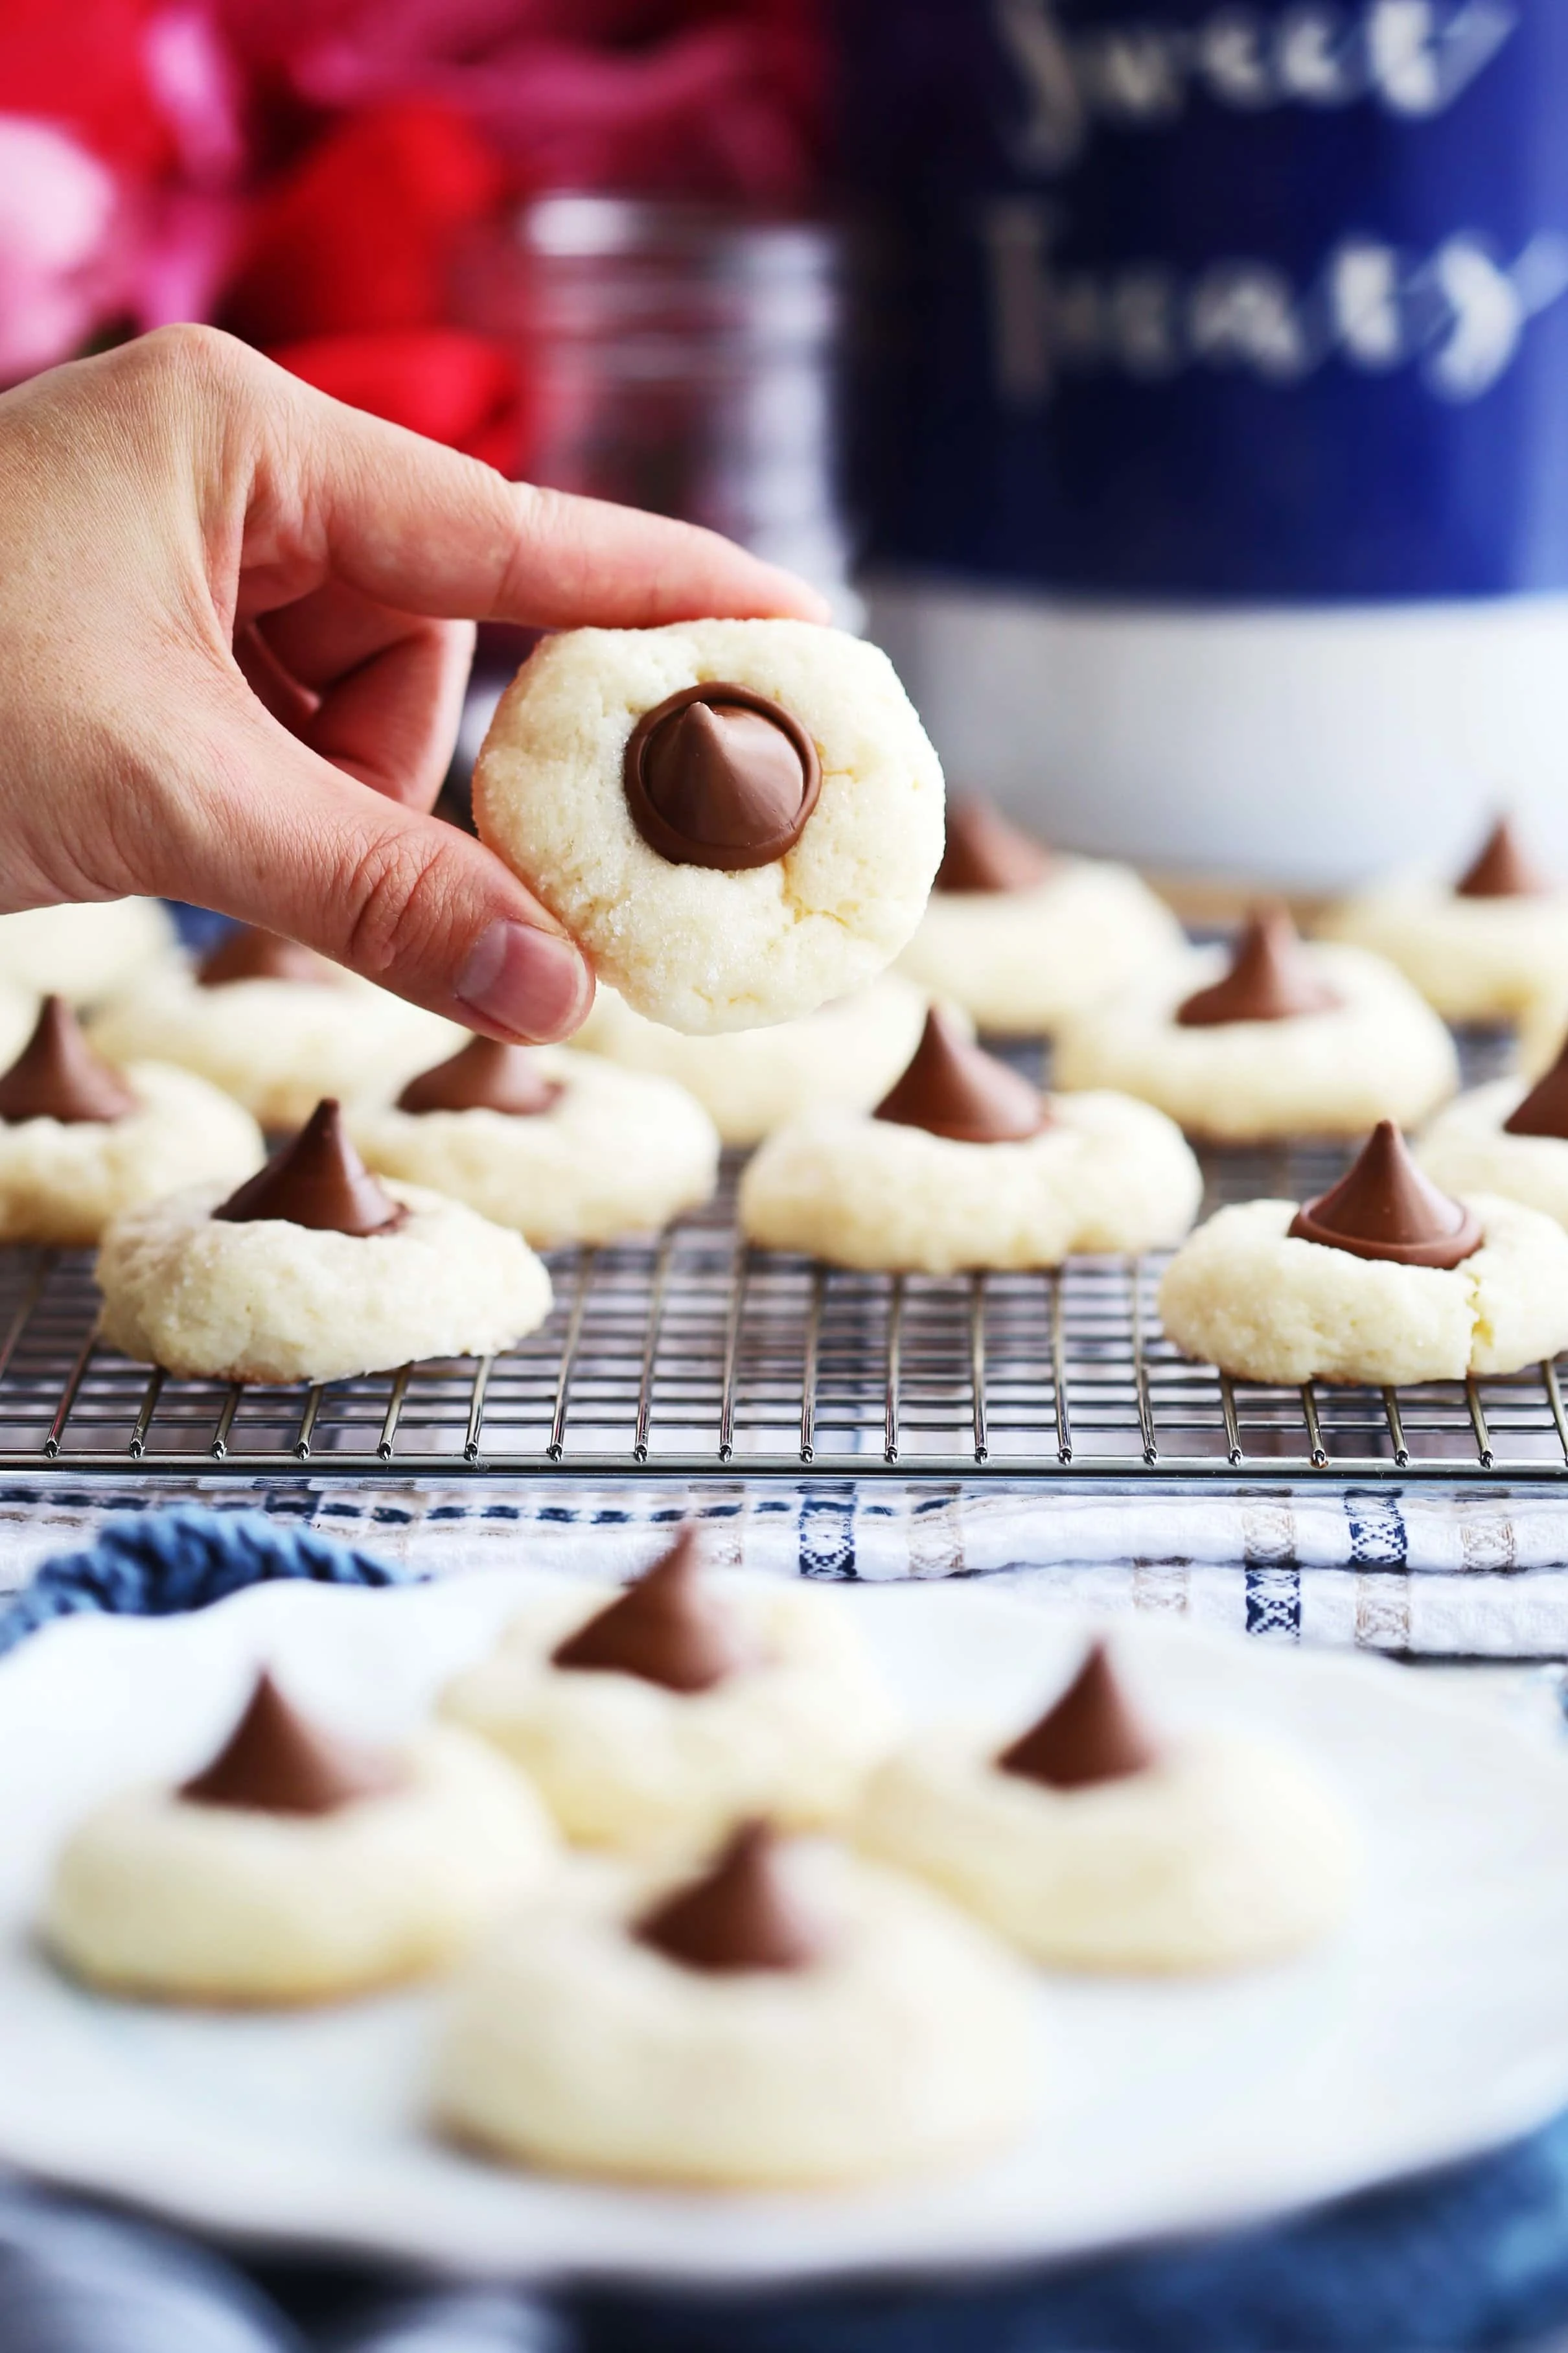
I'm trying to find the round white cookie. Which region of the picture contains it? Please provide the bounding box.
[1418,1084,1568,1229]
[87,968,463,1130]
[473,620,945,1034]
[1157,1194,1568,1384]
[435,1847,1035,2186]
[1517,992,1568,1080]
[95,1178,552,1384]
[45,1727,555,2006]
[571,976,932,1146]
[1052,944,1458,1141]
[0,899,178,1004]
[739,1092,1202,1273]
[0,982,42,1075]
[856,1728,1355,1973]
[1316,880,1568,1021]
[0,1063,263,1246]
[349,1049,719,1247]
[899,858,1184,1034]
[440,1578,899,1861]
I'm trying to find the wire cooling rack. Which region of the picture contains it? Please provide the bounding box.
[0,1030,1563,1485]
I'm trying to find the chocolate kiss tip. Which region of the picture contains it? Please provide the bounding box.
[935,799,1053,894]
[874,1005,1046,1144]
[181,1671,402,1816]
[1455,817,1547,900]
[624,682,820,872]
[213,1098,404,1236]
[398,1035,562,1118]
[198,927,343,988]
[552,1526,756,1693]
[0,995,137,1126]
[634,1822,832,1975]
[997,1643,1159,1791]
[1505,1034,1568,1141]
[1176,903,1341,1028]
[1289,1119,1482,1268]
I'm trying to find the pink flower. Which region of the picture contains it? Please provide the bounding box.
[0,116,119,378]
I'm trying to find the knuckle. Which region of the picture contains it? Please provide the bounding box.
[338,829,455,981]
[135,321,254,395]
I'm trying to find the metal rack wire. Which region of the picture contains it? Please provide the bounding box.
[1,1080,1564,1485]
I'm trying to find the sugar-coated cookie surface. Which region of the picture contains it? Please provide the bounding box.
[0,1063,263,1246]
[1418,1082,1568,1230]
[435,1849,1035,2186]
[571,976,931,1146]
[45,1727,555,2005]
[739,1091,1201,1273]
[0,899,178,1004]
[899,857,1184,1034]
[856,1728,1356,1973]
[88,967,463,1130]
[473,620,945,1033]
[1053,943,1457,1140]
[0,984,33,1071]
[350,1049,719,1246]
[440,1576,899,1860]
[1317,880,1568,1021]
[1157,1195,1568,1384]
[96,1179,552,1384]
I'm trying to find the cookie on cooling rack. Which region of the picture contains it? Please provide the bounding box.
[45,1671,555,2005]
[570,974,931,1147]
[897,799,1184,1034]
[1315,817,1568,1021]
[0,997,262,1246]
[439,1528,899,1861]
[1051,905,1457,1141]
[856,1642,1357,1973]
[347,1034,718,1246]
[87,926,462,1130]
[0,898,178,1004]
[472,620,944,1034]
[1417,1032,1568,1231]
[95,1098,551,1384]
[1158,1120,1568,1385]
[737,1006,1201,1273]
[435,1821,1034,2186]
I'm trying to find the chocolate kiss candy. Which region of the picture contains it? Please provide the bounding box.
[198,927,345,987]
[552,1526,756,1693]
[1455,817,1547,899]
[1505,1035,1568,1139]
[398,1036,562,1117]
[1289,1120,1482,1268]
[634,1823,832,1975]
[1176,905,1340,1028]
[623,682,821,870]
[935,798,1052,894]
[214,1098,404,1234]
[874,1006,1046,1144]
[997,1643,1159,1791]
[0,997,137,1126]
[181,1672,402,1815]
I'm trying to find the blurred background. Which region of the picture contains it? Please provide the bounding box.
[5,0,1568,888]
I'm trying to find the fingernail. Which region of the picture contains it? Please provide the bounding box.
[457,920,590,1041]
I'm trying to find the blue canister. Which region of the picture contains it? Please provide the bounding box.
[844,1,1568,885]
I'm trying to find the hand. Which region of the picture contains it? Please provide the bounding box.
[0,327,828,1039]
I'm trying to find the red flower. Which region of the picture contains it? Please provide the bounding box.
[268,325,533,474]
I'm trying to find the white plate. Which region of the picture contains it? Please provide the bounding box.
[0,1574,1566,2286]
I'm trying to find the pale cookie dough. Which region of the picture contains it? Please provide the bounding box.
[1316,879,1568,1021]
[1157,1194,1568,1384]
[0,982,39,1073]
[0,900,178,1004]
[1052,944,1458,1140]
[739,1091,1202,1273]
[349,1049,719,1246]
[87,966,463,1130]
[473,620,945,1033]
[856,1728,1355,1973]
[96,1179,552,1384]
[440,1577,899,1860]
[1518,991,1568,1080]
[571,976,932,1146]
[899,857,1184,1034]
[435,1848,1035,2186]
[45,1728,555,2005]
[1418,1085,1568,1230]
[0,1063,263,1246]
